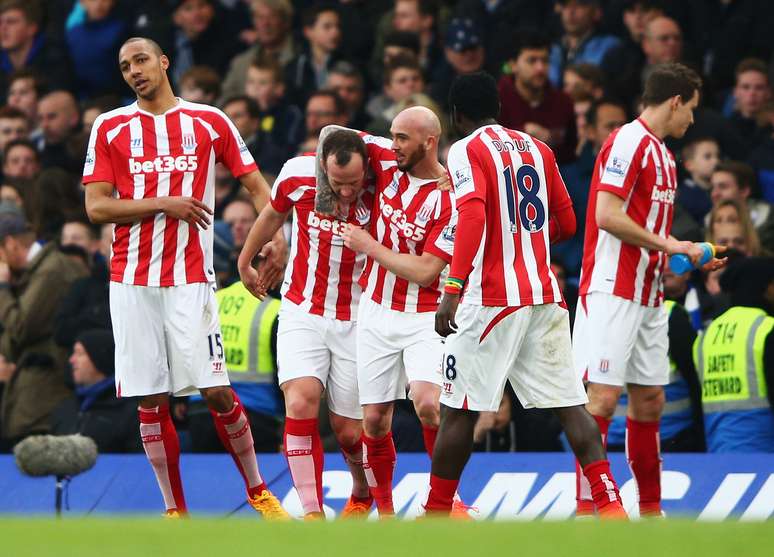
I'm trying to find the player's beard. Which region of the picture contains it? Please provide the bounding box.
[397,144,426,172]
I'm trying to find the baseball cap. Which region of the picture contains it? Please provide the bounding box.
[77,329,116,377]
[444,18,483,53]
[0,207,29,242]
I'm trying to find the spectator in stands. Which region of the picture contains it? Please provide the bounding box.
[498,29,577,163]
[25,168,83,242]
[149,0,238,88]
[0,178,23,207]
[0,106,28,161]
[244,56,304,176]
[694,257,774,453]
[325,61,369,130]
[221,0,296,102]
[677,137,719,225]
[2,138,39,181]
[50,330,140,453]
[366,54,424,132]
[60,219,100,258]
[300,89,348,152]
[179,65,220,105]
[222,198,257,285]
[369,29,421,91]
[285,3,342,108]
[706,200,762,257]
[5,69,42,143]
[223,94,261,157]
[391,0,441,73]
[36,90,84,175]
[429,17,485,111]
[65,0,127,100]
[642,16,683,69]
[0,0,71,102]
[80,95,120,136]
[554,98,626,276]
[727,58,772,153]
[548,0,621,88]
[749,102,774,203]
[562,63,605,103]
[709,161,774,247]
[0,211,88,445]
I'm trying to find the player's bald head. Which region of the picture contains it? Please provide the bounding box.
[392,106,441,140]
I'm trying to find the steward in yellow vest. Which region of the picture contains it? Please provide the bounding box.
[693,257,774,452]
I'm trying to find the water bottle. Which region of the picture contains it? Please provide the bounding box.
[669,242,715,275]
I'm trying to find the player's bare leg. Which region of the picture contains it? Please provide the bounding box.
[329,411,372,517]
[138,393,187,516]
[282,377,326,519]
[424,406,477,515]
[555,405,626,518]
[574,382,622,516]
[362,402,397,517]
[201,385,288,520]
[626,384,666,517]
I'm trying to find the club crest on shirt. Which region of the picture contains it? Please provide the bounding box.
[355,200,370,225]
[182,133,197,152]
[606,156,629,177]
[416,200,434,224]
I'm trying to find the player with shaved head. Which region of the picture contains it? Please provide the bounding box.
[337,105,468,518]
[83,37,288,519]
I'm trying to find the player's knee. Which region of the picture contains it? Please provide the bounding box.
[413,397,440,426]
[630,387,665,421]
[284,394,319,419]
[586,384,620,419]
[333,425,361,449]
[200,387,233,413]
[362,409,390,437]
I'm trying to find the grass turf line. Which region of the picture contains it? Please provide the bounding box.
[1,518,772,557]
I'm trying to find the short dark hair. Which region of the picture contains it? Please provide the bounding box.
[180,65,221,99]
[449,72,500,122]
[328,61,364,86]
[8,68,45,96]
[586,98,628,126]
[713,160,756,191]
[222,95,261,120]
[681,136,718,161]
[735,57,769,82]
[407,0,439,18]
[249,53,284,85]
[302,2,339,27]
[0,0,41,25]
[321,129,367,168]
[308,89,347,116]
[121,37,164,57]
[383,30,421,56]
[565,63,606,89]
[0,105,27,121]
[384,53,422,85]
[83,95,121,114]
[641,63,702,107]
[4,138,37,161]
[509,28,551,61]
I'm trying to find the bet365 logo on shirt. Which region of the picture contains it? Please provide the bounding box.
[129,155,199,174]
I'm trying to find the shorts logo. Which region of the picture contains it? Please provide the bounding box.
[212,361,225,375]
[605,156,629,177]
[442,382,453,395]
[598,359,610,374]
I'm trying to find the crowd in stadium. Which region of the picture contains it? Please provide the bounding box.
[0,0,771,463]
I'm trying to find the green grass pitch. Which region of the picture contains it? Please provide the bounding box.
[1,518,772,557]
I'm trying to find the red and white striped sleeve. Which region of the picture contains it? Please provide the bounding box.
[446,138,486,206]
[211,109,258,178]
[270,156,315,213]
[597,126,647,200]
[82,115,115,185]
[423,192,455,263]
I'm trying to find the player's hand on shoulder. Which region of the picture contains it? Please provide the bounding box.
[158,197,213,228]
[435,292,460,337]
[342,225,375,254]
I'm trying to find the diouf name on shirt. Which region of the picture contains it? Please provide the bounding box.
[379,197,427,242]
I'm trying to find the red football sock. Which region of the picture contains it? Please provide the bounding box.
[576,414,611,514]
[139,404,187,512]
[341,440,371,501]
[422,425,438,461]
[626,417,662,516]
[362,432,396,515]
[424,474,458,515]
[211,391,266,498]
[284,417,324,514]
[583,460,626,518]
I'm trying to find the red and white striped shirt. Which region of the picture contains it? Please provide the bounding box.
[579,118,677,307]
[446,125,567,306]
[82,99,256,286]
[271,154,374,321]
[358,135,456,313]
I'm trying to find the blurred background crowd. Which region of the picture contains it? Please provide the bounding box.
[0,0,771,456]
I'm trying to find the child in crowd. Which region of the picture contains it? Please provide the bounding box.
[677,137,719,224]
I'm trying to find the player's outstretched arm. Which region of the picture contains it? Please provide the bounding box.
[239,170,272,213]
[85,181,212,226]
[237,204,287,299]
[343,226,446,287]
[596,191,704,263]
